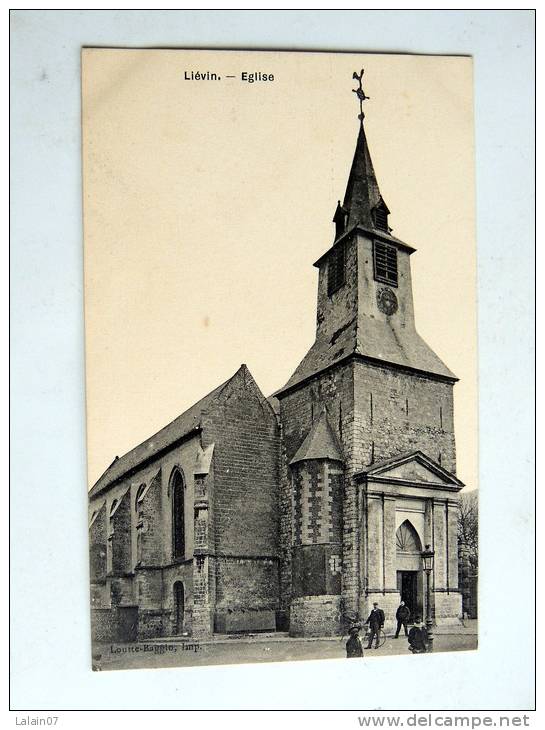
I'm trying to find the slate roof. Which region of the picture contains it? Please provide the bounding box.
[276,315,456,396]
[290,408,344,465]
[89,368,240,498]
[343,122,385,231]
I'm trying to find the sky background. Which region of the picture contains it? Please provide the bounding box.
[83,49,477,490]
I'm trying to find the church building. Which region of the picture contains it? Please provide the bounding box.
[88,80,465,642]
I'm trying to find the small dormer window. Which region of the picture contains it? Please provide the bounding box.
[372,201,389,232]
[335,215,346,240]
[373,240,398,286]
[327,243,345,296]
[333,202,348,240]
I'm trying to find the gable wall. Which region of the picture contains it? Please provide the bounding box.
[206,373,279,556]
[204,370,281,622]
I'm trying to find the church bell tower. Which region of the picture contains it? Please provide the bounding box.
[276,70,464,636]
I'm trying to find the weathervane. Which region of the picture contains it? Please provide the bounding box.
[352,69,370,122]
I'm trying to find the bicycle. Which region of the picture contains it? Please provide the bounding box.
[362,625,386,649]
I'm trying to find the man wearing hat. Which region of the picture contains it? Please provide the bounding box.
[394,600,411,638]
[364,602,385,649]
[345,625,364,658]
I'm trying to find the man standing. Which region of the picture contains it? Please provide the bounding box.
[394,600,411,638]
[364,602,385,649]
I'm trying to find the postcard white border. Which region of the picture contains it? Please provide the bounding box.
[10,9,535,711]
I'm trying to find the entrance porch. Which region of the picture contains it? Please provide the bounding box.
[354,450,465,630]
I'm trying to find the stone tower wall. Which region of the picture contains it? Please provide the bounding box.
[352,360,456,474]
[278,362,356,632]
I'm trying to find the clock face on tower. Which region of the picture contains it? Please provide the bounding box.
[377,287,398,316]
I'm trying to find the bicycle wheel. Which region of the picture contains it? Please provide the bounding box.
[363,627,386,648]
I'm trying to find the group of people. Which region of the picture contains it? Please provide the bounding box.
[345,600,429,658]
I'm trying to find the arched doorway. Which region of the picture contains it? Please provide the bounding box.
[395,520,423,621]
[173,581,185,635]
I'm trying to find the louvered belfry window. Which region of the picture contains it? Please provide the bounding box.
[327,243,346,296]
[373,240,398,286]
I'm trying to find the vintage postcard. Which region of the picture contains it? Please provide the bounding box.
[83,49,477,671]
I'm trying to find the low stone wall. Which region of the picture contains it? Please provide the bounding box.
[434,591,463,625]
[290,595,342,637]
[90,581,109,609]
[91,606,138,642]
[360,591,463,631]
[91,608,115,642]
[137,609,166,639]
[214,609,276,634]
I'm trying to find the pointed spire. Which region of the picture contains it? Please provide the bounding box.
[334,69,389,237]
[342,122,385,231]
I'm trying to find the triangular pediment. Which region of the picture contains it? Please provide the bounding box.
[360,451,464,488]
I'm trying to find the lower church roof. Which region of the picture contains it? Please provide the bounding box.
[89,366,245,498]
